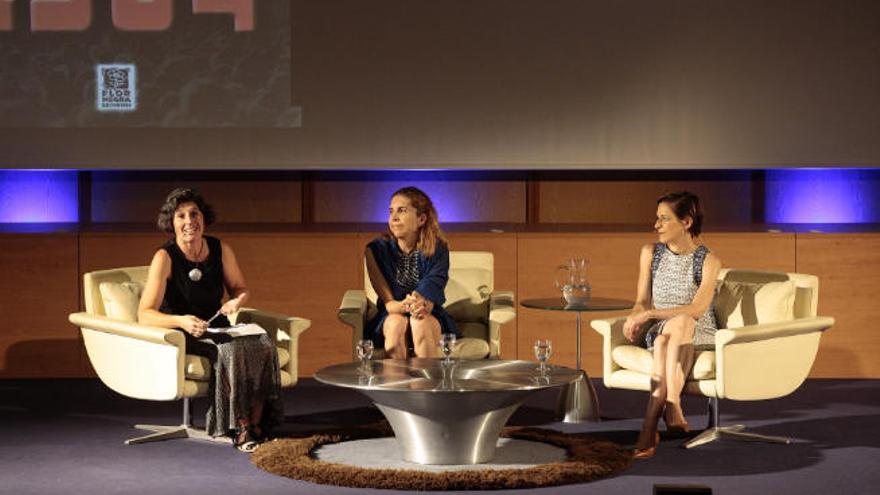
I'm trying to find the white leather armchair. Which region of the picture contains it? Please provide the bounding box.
[68,266,311,444]
[591,269,834,448]
[338,251,515,359]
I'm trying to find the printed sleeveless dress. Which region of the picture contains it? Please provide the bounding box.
[643,243,718,351]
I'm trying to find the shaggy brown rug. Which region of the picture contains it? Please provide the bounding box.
[251,423,632,490]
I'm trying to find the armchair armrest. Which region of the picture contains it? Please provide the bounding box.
[69,312,184,347]
[488,290,515,325]
[338,290,368,328]
[234,307,311,340]
[234,308,311,384]
[590,316,629,387]
[487,290,515,358]
[714,316,834,401]
[68,312,187,401]
[715,316,835,346]
[338,290,369,357]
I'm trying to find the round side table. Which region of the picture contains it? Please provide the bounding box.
[520,296,632,422]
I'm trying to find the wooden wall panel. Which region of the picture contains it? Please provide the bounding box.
[517,234,649,376]
[701,233,796,273]
[2,231,874,378]
[797,234,880,378]
[312,176,527,223]
[0,235,82,377]
[90,173,303,224]
[222,234,363,377]
[79,233,169,275]
[538,173,754,225]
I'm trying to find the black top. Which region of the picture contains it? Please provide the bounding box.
[159,235,230,328]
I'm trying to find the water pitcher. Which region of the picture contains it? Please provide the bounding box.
[555,257,591,305]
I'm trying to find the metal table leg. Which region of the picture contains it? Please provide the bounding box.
[555,311,601,422]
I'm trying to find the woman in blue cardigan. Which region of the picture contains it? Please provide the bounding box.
[365,187,458,358]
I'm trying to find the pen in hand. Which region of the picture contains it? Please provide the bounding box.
[206,309,222,326]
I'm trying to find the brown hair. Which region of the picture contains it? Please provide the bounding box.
[156,187,216,233]
[657,191,703,237]
[388,186,447,257]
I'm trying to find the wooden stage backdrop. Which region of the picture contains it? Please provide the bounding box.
[0,230,873,379]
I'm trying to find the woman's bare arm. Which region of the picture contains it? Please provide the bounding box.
[137,250,207,336]
[220,241,249,314]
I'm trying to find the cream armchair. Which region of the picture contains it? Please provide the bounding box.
[68,266,311,444]
[591,269,834,448]
[338,251,515,359]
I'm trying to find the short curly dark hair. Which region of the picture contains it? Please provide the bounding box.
[156,187,216,233]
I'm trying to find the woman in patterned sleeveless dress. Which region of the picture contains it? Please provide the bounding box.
[365,187,459,359]
[623,191,722,459]
[137,188,283,453]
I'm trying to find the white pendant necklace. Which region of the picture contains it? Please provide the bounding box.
[186,239,206,282]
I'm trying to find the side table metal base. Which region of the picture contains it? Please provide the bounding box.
[555,371,601,422]
[365,389,529,465]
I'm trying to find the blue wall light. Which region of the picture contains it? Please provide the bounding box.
[0,170,79,223]
[765,169,880,224]
[365,173,472,223]
[322,170,514,223]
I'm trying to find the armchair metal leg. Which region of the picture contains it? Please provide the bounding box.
[683,398,791,449]
[124,398,231,446]
[126,425,230,444]
[126,425,189,444]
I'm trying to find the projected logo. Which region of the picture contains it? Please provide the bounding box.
[96,64,137,112]
[0,1,294,127]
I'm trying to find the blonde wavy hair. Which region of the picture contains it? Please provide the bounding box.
[387,186,447,257]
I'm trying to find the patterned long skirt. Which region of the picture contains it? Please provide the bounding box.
[186,332,284,437]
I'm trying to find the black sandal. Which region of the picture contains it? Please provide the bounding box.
[233,425,260,453]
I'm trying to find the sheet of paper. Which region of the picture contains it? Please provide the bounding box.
[206,323,267,338]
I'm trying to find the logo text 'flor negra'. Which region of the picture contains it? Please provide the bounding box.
[96,64,137,112]
[0,0,254,32]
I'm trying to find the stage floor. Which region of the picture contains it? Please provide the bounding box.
[2,377,878,495]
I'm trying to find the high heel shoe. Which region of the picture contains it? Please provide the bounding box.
[233,425,261,453]
[664,403,690,434]
[633,432,660,459]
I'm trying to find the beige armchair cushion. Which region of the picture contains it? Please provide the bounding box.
[184,355,211,381]
[98,281,144,323]
[452,338,491,360]
[715,280,796,329]
[453,321,491,359]
[444,267,492,323]
[611,346,652,374]
[276,347,290,368]
[184,348,290,382]
[611,345,716,380]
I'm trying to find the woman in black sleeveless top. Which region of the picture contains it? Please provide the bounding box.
[137,188,283,452]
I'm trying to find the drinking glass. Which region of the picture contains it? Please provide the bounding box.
[534,339,553,373]
[440,333,457,365]
[355,339,374,371]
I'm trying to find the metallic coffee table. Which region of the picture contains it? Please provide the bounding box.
[520,297,632,423]
[314,358,581,465]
